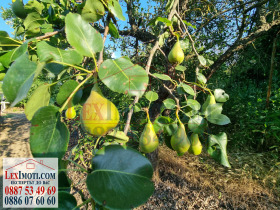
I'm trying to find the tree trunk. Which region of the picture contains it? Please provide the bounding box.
[266,36,278,109]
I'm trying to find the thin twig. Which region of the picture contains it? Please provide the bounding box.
[35,27,65,41]
[97,16,110,67]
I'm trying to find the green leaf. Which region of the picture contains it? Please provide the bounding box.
[65,13,103,57]
[175,65,186,71]
[198,55,206,66]
[186,99,201,111]
[30,106,69,159]
[179,39,190,50]
[0,31,20,50]
[183,20,197,29]
[155,17,172,26]
[37,41,83,65]
[206,59,214,66]
[40,23,54,34]
[204,103,223,117]
[25,83,51,121]
[108,0,126,21]
[197,72,207,84]
[81,0,105,22]
[25,0,44,14]
[99,57,149,97]
[207,133,231,168]
[152,73,172,81]
[23,12,45,35]
[0,73,5,81]
[188,115,207,134]
[108,21,119,38]
[178,83,195,96]
[56,80,82,107]
[106,130,129,143]
[155,116,177,135]
[134,103,142,112]
[0,42,28,67]
[214,89,229,103]
[206,113,230,125]
[12,0,27,19]
[58,171,71,192]
[163,98,176,109]
[45,63,64,75]
[57,191,77,209]
[145,91,158,102]
[2,54,37,107]
[87,145,154,209]
[15,26,25,36]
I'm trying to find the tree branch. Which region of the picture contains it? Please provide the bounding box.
[207,19,280,80]
[35,27,65,41]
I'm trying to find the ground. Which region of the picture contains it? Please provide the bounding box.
[0,108,280,209]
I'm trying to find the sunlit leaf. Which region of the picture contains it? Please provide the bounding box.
[207,133,231,168]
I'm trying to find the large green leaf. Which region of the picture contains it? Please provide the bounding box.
[0,42,28,67]
[206,113,230,125]
[188,115,207,134]
[30,106,69,159]
[99,57,149,97]
[23,12,45,35]
[25,83,51,121]
[207,133,231,168]
[108,0,126,21]
[37,41,83,65]
[2,54,37,107]
[87,145,154,209]
[56,80,82,107]
[65,13,103,57]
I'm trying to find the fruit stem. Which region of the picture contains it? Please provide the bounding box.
[94,136,102,149]
[145,108,150,122]
[176,108,182,124]
[92,55,99,73]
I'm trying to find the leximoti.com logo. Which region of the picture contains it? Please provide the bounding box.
[3,158,58,208]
